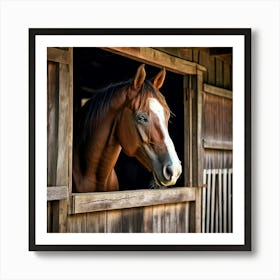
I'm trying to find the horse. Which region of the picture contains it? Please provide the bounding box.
[73,64,182,192]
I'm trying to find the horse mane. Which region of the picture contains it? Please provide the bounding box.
[73,78,170,174]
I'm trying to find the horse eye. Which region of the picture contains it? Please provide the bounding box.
[136,112,149,124]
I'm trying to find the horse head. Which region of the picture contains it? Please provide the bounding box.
[117,64,182,187]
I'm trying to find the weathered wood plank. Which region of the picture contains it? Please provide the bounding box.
[202,139,233,151]
[47,48,71,64]
[106,210,123,233]
[179,48,193,61]
[175,202,188,233]
[204,84,232,99]
[195,70,204,233]
[67,213,87,233]
[47,186,68,201]
[215,58,224,87]
[72,187,196,214]
[52,200,68,232]
[122,208,144,233]
[143,206,153,233]
[47,61,59,186]
[86,211,107,233]
[103,47,198,75]
[152,205,165,233]
[183,76,191,233]
[67,48,74,214]
[223,62,232,89]
[56,63,69,186]
[164,203,177,233]
[47,50,72,233]
[47,201,52,232]
[207,56,216,85]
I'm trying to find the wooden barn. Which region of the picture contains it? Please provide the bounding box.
[47,46,232,233]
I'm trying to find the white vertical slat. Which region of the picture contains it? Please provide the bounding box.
[228,169,233,232]
[215,191,219,233]
[218,169,223,232]
[202,168,232,234]
[210,169,217,233]
[223,169,228,232]
[206,170,211,233]
[202,169,207,233]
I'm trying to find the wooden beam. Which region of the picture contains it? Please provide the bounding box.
[47,186,68,201]
[203,139,233,150]
[204,84,232,99]
[103,47,199,75]
[72,187,196,214]
[47,48,71,64]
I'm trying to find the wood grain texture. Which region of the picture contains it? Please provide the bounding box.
[67,213,87,233]
[152,205,165,233]
[56,63,69,186]
[103,47,198,75]
[47,48,72,233]
[47,48,71,64]
[204,84,232,99]
[106,209,123,233]
[47,186,68,201]
[72,187,196,214]
[47,62,59,186]
[203,139,233,151]
[143,206,153,233]
[67,48,74,213]
[86,211,107,233]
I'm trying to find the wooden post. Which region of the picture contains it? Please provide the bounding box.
[183,75,191,232]
[47,47,73,232]
[195,70,204,233]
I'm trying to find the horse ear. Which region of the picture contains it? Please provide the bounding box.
[134,64,146,90]
[153,68,166,89]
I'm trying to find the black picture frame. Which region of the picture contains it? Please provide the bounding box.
[29,28,251,251]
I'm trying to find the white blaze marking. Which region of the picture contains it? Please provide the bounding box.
[148,98,182,183]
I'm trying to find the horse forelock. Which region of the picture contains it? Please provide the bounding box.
[136,80,170,116]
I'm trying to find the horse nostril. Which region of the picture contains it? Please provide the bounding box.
[163,164,173,181]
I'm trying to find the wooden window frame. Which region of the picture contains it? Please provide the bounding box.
[47,47,205,222]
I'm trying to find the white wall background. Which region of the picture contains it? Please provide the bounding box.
[0,0,279,279]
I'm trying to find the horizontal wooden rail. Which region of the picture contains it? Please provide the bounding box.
[72,187,196,214]
[103,47,199,75]
[203,84,232,99]
[202,139,233,150]
[47,186,68,201]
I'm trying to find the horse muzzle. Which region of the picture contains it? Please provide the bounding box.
[153,159,182,187]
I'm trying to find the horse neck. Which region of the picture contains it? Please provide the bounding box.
[92,117,122,191]
[76,89,127,192]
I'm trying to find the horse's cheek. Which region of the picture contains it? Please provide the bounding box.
[117,117,137,156]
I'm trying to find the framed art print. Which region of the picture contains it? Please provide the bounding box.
[29,28,251,251]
